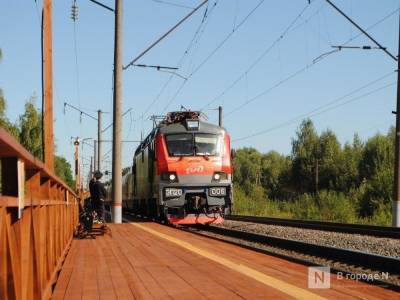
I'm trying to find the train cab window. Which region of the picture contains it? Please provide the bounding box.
[165,134,193,156]
[195,134,222,156]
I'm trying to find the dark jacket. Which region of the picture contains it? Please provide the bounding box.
[89,178,96,198]
[91,180,107,201]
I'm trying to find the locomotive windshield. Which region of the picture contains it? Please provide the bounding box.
[166,134,193,156]
[166,133,222,157]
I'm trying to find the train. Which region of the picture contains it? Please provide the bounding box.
[121,111,233,225]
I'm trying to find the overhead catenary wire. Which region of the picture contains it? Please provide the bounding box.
[139,1,218,119]
[234,82,396,142]
[124,0,209,70]
[200,1,321,111]
[233,71,396,142]
[102,107,134,133]
[340,7,400,48]
[161,0,267,114]
[223,7,400,119]
[151,0,194,10]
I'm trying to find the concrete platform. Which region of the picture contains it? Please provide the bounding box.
[53,222,399,299]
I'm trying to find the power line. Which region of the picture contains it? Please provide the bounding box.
[102,107,134,133]
[341,7,399,47]
[233,71,395,142]
[225,59,322,118]
[151,0,194,10]
[325,0,397,61]
[123,0,209,70]
[224,7,399,119]
[200,1,320,111]
[140,1,218,118]
[161,0,267,113]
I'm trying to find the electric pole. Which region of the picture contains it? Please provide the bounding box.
[43,0,54,171]
[218,106,223,127]
[112,0,123,223]
[393,13,400,227]
[74,138,81,191]
[94,140,97,172]
[90,156,93,177]
[98,110,102,171]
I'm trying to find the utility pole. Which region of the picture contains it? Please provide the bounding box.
[94,140,97,172]
[394,13,400,227]
[90,156,93,178]
[98,110,102,171]
[112,0,123,223]
[218,106,223,127]
[43,0,54,171]
[74,138,81,191]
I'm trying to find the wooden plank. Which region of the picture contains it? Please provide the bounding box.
[52,241,79,300]
[97,230,135,299]
[0,128,77,197]
[109,227,170,299]
[20,207,32,300]
[5,212,21,300]
[0,208,8,298]
[0,196,19,207]
[82,239,100,300]
[106,226,155,299]
[17,159,25,218]
[92,237,118,299]
[31,206,43,299]
[63,240,85,299]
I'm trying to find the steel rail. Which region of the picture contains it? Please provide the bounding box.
[203,226,400,275]
[226,215,400,238]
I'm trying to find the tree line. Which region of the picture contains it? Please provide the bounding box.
[233,119,394,225]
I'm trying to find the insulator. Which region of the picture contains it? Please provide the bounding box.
[71,4,78,21]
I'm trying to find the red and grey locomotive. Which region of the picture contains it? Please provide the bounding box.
[122,111,233,225]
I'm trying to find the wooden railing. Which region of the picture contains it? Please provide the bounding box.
[0,128,80,300]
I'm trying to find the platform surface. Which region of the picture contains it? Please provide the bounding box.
[53,222,399,299]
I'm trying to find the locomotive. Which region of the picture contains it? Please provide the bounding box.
[122,111,233,225]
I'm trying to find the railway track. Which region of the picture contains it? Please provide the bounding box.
[183,224,400,289]
[226,215,400,238]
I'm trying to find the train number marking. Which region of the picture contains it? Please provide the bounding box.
[185,166,204,174]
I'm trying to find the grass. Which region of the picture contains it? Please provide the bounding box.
[232,186,392,226]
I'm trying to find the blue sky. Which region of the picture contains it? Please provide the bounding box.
[1,0,399,179]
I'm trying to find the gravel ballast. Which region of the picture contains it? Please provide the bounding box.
[215,220,400,258]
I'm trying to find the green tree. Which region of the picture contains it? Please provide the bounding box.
[261,151,291,198]
[338,134,363,192]
[233,148,263,192]
[55,156,75,188]
[291,119,320,193]
[318,129,341,190]
[0,91,19,138]
[19,96,43,160]
[358,130,394,216]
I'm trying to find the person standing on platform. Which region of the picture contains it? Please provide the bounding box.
[91,170,107,223]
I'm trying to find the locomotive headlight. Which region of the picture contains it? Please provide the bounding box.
[161,172,178,182]
[165,188,183,198]
[212,172,227,182]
